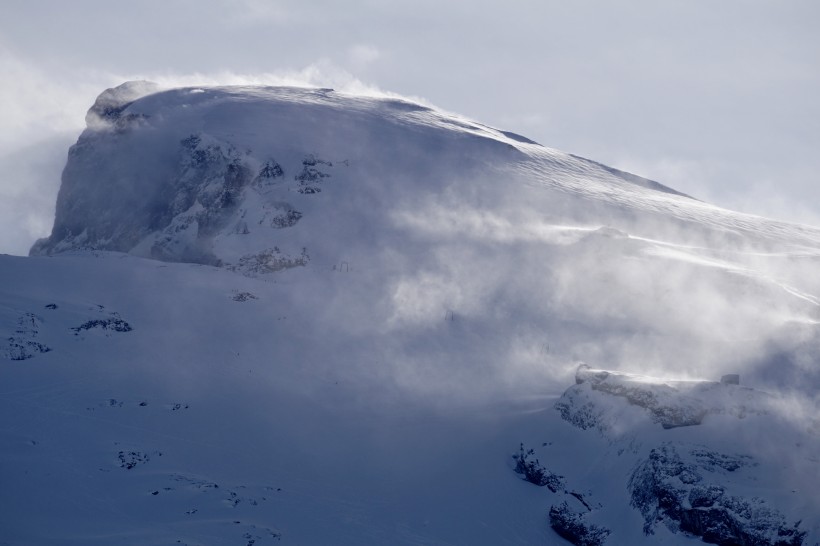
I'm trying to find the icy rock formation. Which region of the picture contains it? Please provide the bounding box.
[556,364,770,431]
[629,443,807,545]
[511,443,565,492]
[549,502,611,546]
[3,312,50,360]
[551,366,813,545]
[30,83,336,271]
[85,80,160,130]
[551,366,815,544]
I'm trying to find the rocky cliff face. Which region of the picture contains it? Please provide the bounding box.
[556,364,771,431]
[31,84,326,273]
[629,443,806,545]
[545,364,815,546]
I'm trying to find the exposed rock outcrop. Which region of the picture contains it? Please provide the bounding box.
[512,443,565,492]
[556,364,770,432]
[629,443,806,545]
[549,502,610,546]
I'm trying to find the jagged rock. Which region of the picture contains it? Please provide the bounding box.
[549,502,610,546]
[117,449,160,470]
[72,317,132,334]
[232,291,258,302]
[574,364,707,428]
[254,159,284,187]
[85,80,160,130]
[557,364,771,432]
[4,338,51,360]
[294,154,332,193]
[228,247,309,277]
[260,203,302,229]
[268,209,302,229]
[512,443,565,492]
[3,312,51,360]
[554,384,609,431]
[32,89,323,273]
[629,443,806,545]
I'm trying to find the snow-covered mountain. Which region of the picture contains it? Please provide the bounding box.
[2,82,819,545]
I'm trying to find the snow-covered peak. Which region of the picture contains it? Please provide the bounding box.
[4,83,820,544]
[32,82,820,268]
[560,363,773,431]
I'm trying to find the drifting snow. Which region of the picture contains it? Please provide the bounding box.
[2,83,819,544]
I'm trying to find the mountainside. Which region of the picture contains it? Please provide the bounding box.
[3,82,819,545]
[31,81,820,262]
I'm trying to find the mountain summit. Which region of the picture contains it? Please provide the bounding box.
[4,82,820,544]
[32,81,820,266]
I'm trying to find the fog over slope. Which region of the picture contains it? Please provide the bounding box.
[2,82,819,544]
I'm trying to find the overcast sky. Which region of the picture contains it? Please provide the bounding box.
[1,0,818,255]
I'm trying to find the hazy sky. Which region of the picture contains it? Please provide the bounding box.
[1,0,818,255]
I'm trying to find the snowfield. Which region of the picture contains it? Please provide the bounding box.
[2,82,819,544]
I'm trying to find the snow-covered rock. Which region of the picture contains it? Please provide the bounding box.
[557,364,772,431]
[4,83,820,544]
[629,443,806,545]
[552,364,817,545]
[549,502,611,546]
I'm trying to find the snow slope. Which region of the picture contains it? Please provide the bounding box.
[2,82,819,544]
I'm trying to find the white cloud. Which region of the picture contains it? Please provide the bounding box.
[0,50,95,150]
[347,44,381,70]
[0,49,120,255]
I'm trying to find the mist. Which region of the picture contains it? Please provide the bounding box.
[30,81,820,413]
